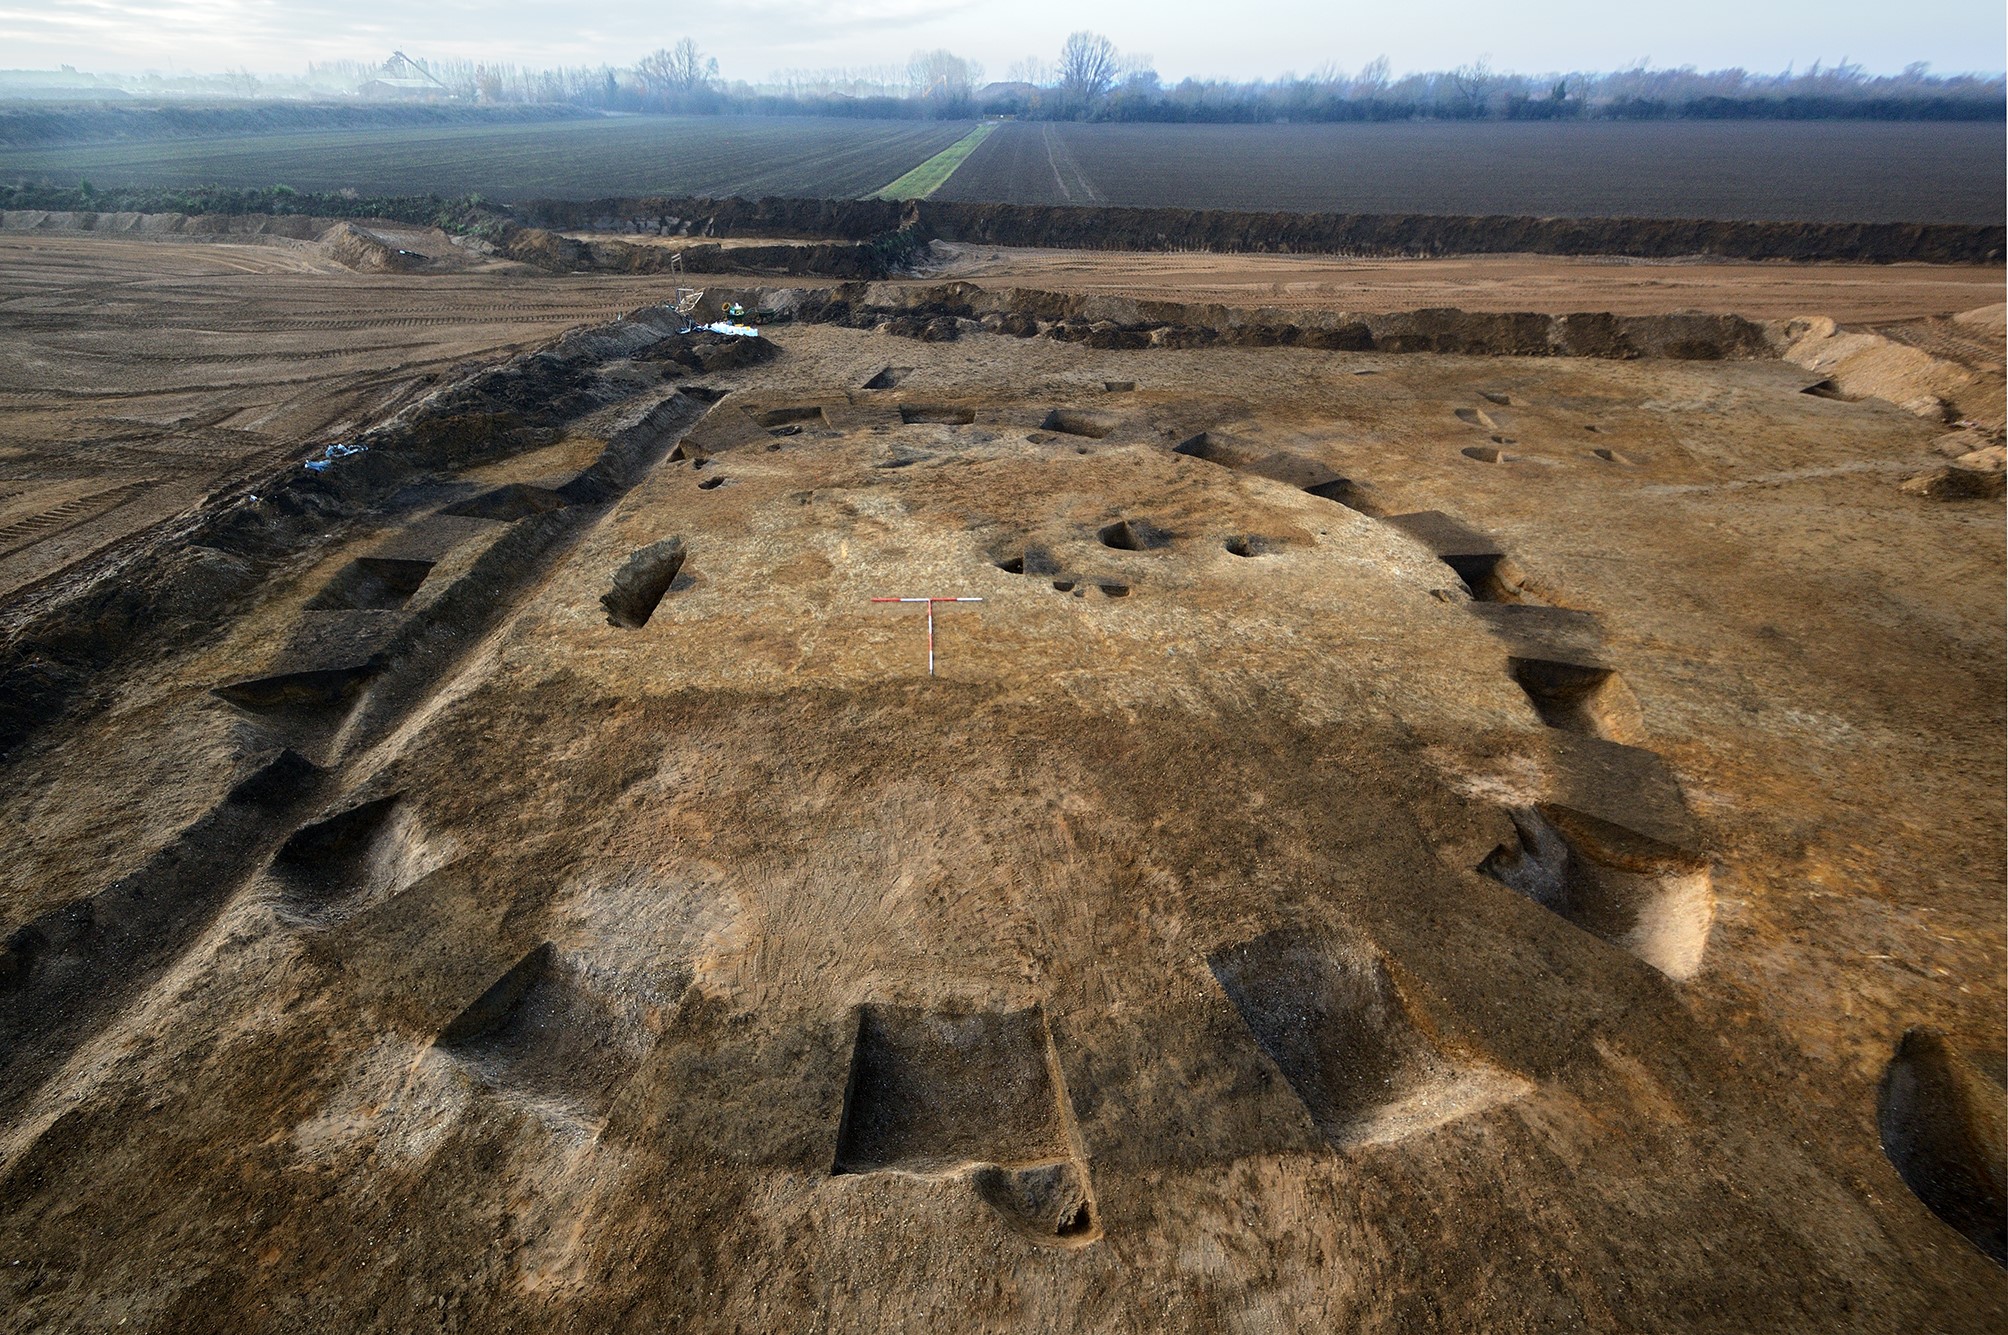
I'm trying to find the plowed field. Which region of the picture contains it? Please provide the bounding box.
[0,115,973,203]
[931,119,2008,225]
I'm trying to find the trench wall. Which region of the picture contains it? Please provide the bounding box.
[519,196,2005,265]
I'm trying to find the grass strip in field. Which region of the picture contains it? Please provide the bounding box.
[868,122,996,201]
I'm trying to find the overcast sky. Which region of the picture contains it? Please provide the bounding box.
[3,0,2003,81]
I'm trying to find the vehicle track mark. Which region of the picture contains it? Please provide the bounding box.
[0,481,155,556]
[1040,124,1104,206]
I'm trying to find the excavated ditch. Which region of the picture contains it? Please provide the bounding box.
[519,196,2007,265]
[687,281,1788,362]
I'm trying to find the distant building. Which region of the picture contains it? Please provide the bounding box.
[975,81,1039,115]
[358,51,453,101]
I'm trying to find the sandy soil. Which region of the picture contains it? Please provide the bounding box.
[923,242,2007,323]
[0,274,2002,1330]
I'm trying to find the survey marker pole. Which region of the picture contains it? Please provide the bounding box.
[869,597,983,676]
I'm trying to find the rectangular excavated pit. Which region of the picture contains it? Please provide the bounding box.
[898,404,977,425]
[439,485,571,521]
[1173,431,1255,466]
[304,557,435,612]
[832,1003,1071,1175]
[1209,929,1525,1147]
[602,538,687,629]
[829,1001,1101,1245]
[1479,802,1713,981]
[1301,477,1385,516]
[1508,656,1645,743]
[1472,730,1717,972]
[1042,409,1120,439]
[1097,519,1174,551]
[753,406,830,429]
[434,942,669,1114]
[1386,512,1538,600]
[268,792,427,925]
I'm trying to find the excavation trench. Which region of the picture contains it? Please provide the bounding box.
[1097,519,1173,552]
[1479,805,1713,980]
[0,746,324,1120]
[602,538,688,629]
[1302,478,1384,515]
[899,404,976,425]
[268,792,432,925]
[1443,552,1536,604]
[436,941,664,1111]
[1878,1027,2008,1265]
[1209,928,1526,1146]
[831,1003,1100,1246]
[1042,409,1120,439]
[1508,656,1644,743]
[1173,432,1249,465]
[440,484,571,521]
[304,557,435,612]
[754,406,829,429]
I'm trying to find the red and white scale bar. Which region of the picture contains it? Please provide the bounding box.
[869,597,983,676]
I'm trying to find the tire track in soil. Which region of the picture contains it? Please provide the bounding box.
[1041,124,1104,207]
[1878,322,2005,374]
[0,481,156,557]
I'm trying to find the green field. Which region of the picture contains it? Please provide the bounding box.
[868,122,996,201]
[0,115,975,202]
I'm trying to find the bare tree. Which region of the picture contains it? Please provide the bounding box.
[907,49,983,104]
[1349,55,1390,99]
[637,38,718,96]
[1119,63,1161,98]
[1446,57,1492,114]
[1005,56,1050,86]
[1057,31,1120,106]
[771,65,904,98]
[1005,56,1053,86]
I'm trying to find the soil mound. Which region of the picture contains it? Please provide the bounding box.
[0,208,327,240]
[1783,303,2007,434]
[320,222,429,273]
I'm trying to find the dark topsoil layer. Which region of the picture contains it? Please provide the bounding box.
[520,195,2007,265]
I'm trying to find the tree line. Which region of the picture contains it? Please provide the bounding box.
[377,35,2008,122]
[23,36,2004,123]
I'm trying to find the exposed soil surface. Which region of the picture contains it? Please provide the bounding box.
[922,243,2008,324]
[0,227,2002,1332]
[0,230,697,599]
